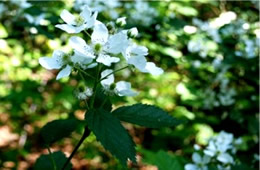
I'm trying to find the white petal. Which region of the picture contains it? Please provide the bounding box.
[56,65,72,80]
[105,32,129,54]
[128,54,147,71]
[143,62,164,75]
[80,5,91,21]
[55,24,83,34]
[86,63,98,68]
[192,152,202,164]
[202,155,211,164]
[60,9,76,25]
[184,164,198,170]
[39,50,64,70]
[96,54,120,66]
[91,21,108,45]
[203,149,216,157]
[217,153,234,164]
[71,52,93,65]
[69,36,95,58]
[86,11,98,28]
[115,81,138,96]
[101,69,114,87]
[123,44,148,60]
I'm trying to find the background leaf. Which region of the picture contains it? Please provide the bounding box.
[85,109,136,166]
[112,103,182,128]
[34,151,72,170]
[41,119,82,144]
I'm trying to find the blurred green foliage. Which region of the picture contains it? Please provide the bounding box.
[0,0,258,169]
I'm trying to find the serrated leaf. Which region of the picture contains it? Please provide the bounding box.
[112,103,181,128]
[34,151,72,170]
[41,119,81,144]
[85,109,136,166]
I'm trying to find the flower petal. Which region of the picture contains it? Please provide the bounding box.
[96,54,120,66]
[115,81,138,96]
[105,32,129,54]
[184,164,198,170]
[55,24,84,34]
[127,55,147,71]
[101,69,114,87]
[69,36,95,58]
[39,50,64,70]
[192,152,202,164]
[217,153,234,164]
[143,62,164,75]
[56,65,72,80]
[60,9,76,25]
[91,21,108,45]
[80,5,91,21]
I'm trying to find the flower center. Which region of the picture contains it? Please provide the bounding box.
[75,16,85,26]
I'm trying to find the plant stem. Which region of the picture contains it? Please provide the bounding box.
[84,30,91,38]
[99,65,129,82]
[47,146,57,170]
[62,127,91,170]
[75,66,95,79]
[90,64,101,108]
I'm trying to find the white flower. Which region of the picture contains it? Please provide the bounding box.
[55,5,97,34]
[90,21,129,66]
[39,50,72,80]
[123,44,163,75]
[77,88,93,100]
[100,69,137,96]
[25,14,45,26]
[185,153,210,170]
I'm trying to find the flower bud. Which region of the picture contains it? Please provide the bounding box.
[127,27,138,38]
[116,17,126,27]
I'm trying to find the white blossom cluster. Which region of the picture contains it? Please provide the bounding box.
[203,66,236,109]
[39,6,163,99]
[185,131,242,170]
[74,0,121,19]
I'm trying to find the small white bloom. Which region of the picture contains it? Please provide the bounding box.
[123,44,163,75]
[128,27,138,38]
[25,14,45,26]
[39,50,72,80]
[185,153,210,170]
[56,5,98,33]
[116,17,126,26]
[100,69,137,96]
[77,88,93,100]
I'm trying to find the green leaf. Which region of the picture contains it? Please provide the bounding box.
[140,149,184,170]
[93,87,112,111]
[112,104,181,128]
[34,151,72,170]
[85,109,136,166]
[41,119,81,144]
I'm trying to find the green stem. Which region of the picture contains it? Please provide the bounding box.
[99,65,129,82]
[84,30,91,38]
[62,127,91,170]
[90,64,102,108]
[47,146,57,170]
[75,66,95,79]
